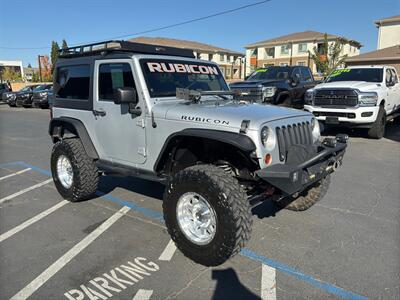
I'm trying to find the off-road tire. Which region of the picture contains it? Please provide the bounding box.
[51,138,99,202]
[368,106,386,139]
[163,164,253,266]
[276,175,331,211]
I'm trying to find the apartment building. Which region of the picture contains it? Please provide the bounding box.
[375,15,400,50]
[244,31,361,75]
[129,37,244,80]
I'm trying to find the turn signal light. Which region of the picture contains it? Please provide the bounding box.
[264,153,272,166]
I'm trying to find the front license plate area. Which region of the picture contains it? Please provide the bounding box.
[326,117,339,124]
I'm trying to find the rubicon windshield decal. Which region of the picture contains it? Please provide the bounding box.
[147,62,219,75]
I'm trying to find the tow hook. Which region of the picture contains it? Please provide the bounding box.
[326,159,341,173]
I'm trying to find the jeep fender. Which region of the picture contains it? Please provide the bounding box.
[154,128,256,172]
[49,117,99,159]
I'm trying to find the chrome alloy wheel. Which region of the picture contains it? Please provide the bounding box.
[57,155,73,189]
[176,192,217,245]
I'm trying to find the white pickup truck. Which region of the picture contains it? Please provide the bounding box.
[304,65,400,138]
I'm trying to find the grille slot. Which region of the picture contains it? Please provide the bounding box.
[314,89,358,107]
[276,122,312,162]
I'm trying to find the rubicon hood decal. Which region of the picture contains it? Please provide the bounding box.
[181,115,229,125]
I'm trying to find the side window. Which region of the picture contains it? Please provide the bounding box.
[301,67,313,82]
[56,65,90,100]
[390,69,398,84]
[292,67,301,80]
[385,69,392,85]
[98,63,135,101]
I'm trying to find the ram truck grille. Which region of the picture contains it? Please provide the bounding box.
[276,122,313,162]
[314,89,358,107]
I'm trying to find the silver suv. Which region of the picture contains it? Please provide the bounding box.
[49,40,347,266]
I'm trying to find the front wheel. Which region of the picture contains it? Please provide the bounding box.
[275,175,331,211]
[368,106,386,139]
[163,164,253,266]
[51,138,99,202]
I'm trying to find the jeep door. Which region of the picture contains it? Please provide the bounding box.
[93,59,146,165]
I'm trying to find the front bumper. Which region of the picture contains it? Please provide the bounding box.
[256,135,347,196]
[16,97,33,106]
[304,105,379,125]
[32,96,48,107]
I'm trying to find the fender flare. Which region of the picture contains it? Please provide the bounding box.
[275,91,290,104]
[49,117,99,159]
[154,128,256,172]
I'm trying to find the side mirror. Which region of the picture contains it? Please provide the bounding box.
[114,87,138,105]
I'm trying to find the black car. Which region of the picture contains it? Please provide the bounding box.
[230,66,318,108]
[15,84,48,107]
[0,83,11,100]
[3,85,34,107]
[32,84,53,108]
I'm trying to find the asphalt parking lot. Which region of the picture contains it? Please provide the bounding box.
[0,105,399,300]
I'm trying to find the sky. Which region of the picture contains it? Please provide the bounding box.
[0,0,398,67]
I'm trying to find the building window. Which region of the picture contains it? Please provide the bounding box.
[219,54,225,62]
[297,61,306,66]
[280,62,289,66]
[208,53,213,61]
[280,44,290,55]
[226,68,231,77]
[298,43,307,53]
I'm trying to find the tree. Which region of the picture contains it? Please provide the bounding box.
[62,39,68,50]
[27,63,32,68]
[309,33,350,76]
[2,68,22,81]
[50,41,60,74]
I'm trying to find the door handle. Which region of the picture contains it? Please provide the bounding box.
[93,109,106,117]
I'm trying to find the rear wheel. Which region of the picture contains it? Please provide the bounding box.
[368,106,386,139]
[163,164,252,266]
[275,175,331,211]
[51,138,99,202]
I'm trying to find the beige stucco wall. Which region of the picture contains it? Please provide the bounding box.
[377,22,400,49]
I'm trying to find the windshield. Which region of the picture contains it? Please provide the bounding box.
[0,84,7,89]
[33,85,48,91]
[326,68,383,83]
[19,86,32,92]
[247,67,291,81]
[140,59,228,98]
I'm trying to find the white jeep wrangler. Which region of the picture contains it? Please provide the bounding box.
[304,66,400,138]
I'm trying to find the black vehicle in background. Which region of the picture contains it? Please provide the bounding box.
[0,83,11,100]
[3,85,35,107]
[32,84,53,108]
[229,66,318,108]
[16,84,49,107]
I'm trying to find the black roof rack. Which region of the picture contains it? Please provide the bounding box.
[58,40,195,58]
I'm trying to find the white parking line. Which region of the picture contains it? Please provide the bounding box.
[0,178,53,204]
[261,264,276,300]
[0,168,31,181]
[158,239,177,261]
[0,200,69,243]
[11,206,131,300]
[132,289,153,300]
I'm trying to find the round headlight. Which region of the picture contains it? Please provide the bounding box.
[261,126,276,150]
[311,118,321,143]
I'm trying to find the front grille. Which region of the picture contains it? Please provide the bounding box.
[231,87,263,101]
[314,111,356,118]
[314,89,358,107]
[276,122,313,162]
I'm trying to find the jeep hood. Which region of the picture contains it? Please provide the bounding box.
[156,100,311,130]
[314,81,382,91]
